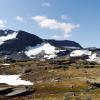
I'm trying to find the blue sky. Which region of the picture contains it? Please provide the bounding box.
[0,0,100,47]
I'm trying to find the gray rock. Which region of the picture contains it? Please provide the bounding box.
[5,86,34,97]
[0,87,12,94]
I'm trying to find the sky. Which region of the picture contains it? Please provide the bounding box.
[0,0,100,47]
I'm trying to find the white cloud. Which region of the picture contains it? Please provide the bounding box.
[32,16,80,39]
[60,15,71,21]
[16,16,24,21]
[0,20,6,29]
[41,2,50,7]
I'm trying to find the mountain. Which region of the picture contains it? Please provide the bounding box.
[0,30,43,52]
[45,39,82,49]
[0,29,82,60]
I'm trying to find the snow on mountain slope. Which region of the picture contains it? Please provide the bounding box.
[70,50,100,63]
[70,50,92,57]
[0,29,83,60]
[25,43,60,59]
[0,32,18,45]
[46,39,82,49]
[44,54,57,59]
[87,53,100,63]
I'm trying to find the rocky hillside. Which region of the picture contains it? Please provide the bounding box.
[0,29,82,60]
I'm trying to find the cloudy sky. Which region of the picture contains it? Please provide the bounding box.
[0,0,100,47]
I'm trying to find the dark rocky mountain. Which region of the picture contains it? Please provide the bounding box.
[0,29,82,60]
[45,39,82,49]
[85,47,100,52]
[0,29,14,36]
[0,30,43,52]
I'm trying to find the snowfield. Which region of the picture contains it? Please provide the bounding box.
[25,43,60,59]
[87,53,100,63]
[0,75,33,86]
[44,54,57,59]
[0,32,18,45]
[70,50,92,57]
[70,50,100,63]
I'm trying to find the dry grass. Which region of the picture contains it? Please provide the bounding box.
[1,60,100,100]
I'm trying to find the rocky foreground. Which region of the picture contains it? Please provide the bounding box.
[0,58,100,100]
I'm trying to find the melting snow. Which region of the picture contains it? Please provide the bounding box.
[87,53,100,63]
[70,50,92,57]
[44,54,57,59]
[70,50,100,63]
[25,43,60,59]
[1,63,10,66]
[0,75,33,86]
[0,32,18,45]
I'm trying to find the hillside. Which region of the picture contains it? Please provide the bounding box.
[0,29,82,60]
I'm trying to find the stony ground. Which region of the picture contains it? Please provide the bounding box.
[0,58,100,100]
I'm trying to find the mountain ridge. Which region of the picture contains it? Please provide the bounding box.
[0,29,82,60]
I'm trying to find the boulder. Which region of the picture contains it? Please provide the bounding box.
[5,86,35,97]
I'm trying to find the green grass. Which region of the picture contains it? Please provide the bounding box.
[34,81,88,94]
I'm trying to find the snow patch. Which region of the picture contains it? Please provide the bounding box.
[44,54,57,59]
[87,53,100,63]
[70,50,92,57]
[0,32,18,45]
[70,50,100,63]
[25,43,60,59]
[1,63,10,66]
[0,75,33,86]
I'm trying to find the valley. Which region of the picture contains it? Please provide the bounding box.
[0,58,100,100]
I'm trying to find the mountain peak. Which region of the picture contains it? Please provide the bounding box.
[0,29,15,36]
[0,29,82,60]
